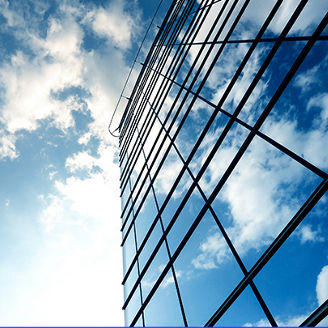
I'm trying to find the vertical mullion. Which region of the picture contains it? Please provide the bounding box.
[136,126,189,326]
[127,176,146,326]
[120,0,212,226]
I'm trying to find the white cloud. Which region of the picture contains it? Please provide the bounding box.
[192,102,328,268]
[245,314,309,327]
[65,151,97,173]
[0,1,140,324]
[296,224,324,244]
[0,0,137,157]
[86,0,140,50]
[0,21,83,133]
[316,265,328,306]
[0,214,124,326]
[192,233,229,269]
[162,270,182,288]
[35,142,123,325]
[45,141,120,228]
[191,123,304,268]
[0,0,25,28]
[242,0,328,34]
[0,130,18,160]
[294,65,320,92]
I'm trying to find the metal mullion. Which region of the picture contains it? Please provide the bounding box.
[120,0,184,146]
[120,0,210,198]
[124,0,309,312]
[204,11,328,325]
[120,0,197,185]
[120,0,189,155]
[135,126,189,327]
[121,0,286,288]
[145,98,277,326]
[133,221,146,327]
[123,28,197,212]
[144,64,328,180]
[190,0,222,16]
[120,0,197,174]
[119,0,181,142]
[131,19,328,317]
[169,34,328,46]
[166,0,222,27]
[109,0,167,138]
[120,0,215,221]
[119,0,184,140]
[205,179,328,326]
[300,299,328,327]
[120,0,232,246]
[120,0,233,233]
[126,176,146,327]
[133,176,328,327]
[123,0,250,309]
[121,0,246,285]
[120,0,186,150]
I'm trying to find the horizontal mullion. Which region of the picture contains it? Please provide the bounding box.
[119,4,200,202]
[124,0,312,316]
[135,125,189,327]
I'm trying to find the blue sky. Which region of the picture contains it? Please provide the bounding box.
[0,0,168,325]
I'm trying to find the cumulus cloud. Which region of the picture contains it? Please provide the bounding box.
[191,121,306,269]
[86,0,140,49]
[241,0,328,34]
[65,151,97,173]
[316,265,328,306]
[244,314,309,327]
[43,141,120,228]
[0,130,18,160]
[0,0,141,324]
[36,142,123,324]
[0,0,138,155]
[296,224,324,244]
[192,232,229,269]
[191,76,328,268]
[0,17,83,133]
[162,270,182,288]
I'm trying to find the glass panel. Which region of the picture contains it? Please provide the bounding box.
[141,243,169,300]
[143,268,185,326]
[253,195,328,326]
[123,223,137,275]
[216,285,272,327]
[208,132,321,271]
[172,213,244,326]
[124,286,142,327]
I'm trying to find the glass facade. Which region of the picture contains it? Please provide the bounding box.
[116,0,328,326]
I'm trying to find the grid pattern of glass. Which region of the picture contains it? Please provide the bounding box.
[117,0,328,326]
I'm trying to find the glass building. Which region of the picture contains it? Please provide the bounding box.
[112,0,328,326]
